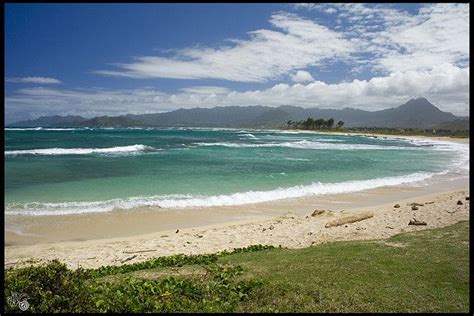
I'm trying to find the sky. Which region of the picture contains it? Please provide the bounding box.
[4,3,470,124]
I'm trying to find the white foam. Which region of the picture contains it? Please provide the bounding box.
[6,172,435,216]
[5,127,88,131]
[238,133,257,139]
[408,138,470,173]
[284,157,311,161]
[5,127,44,131]
[5,144,158,156]
[194,140,419,151]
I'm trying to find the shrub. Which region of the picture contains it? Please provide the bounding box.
[4,245,273,312]
[4,260,94,313]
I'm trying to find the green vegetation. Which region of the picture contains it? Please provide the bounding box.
[4,222,469,313]
[341,127,469,138]
[287,117,342,130]
[285,118,469,138]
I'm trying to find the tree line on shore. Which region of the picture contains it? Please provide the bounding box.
[286,118,344,130]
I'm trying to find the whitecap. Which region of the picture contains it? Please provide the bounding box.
[6,172,435,216]
[5,144,159,156]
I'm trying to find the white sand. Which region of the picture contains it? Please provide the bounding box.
[5,189,469,269]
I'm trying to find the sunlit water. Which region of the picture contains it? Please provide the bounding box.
[5,127,469,215]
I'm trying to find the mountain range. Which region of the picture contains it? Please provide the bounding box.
[7,97,469,130]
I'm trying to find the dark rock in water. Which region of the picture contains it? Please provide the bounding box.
[411,205,419,210]
[409,219,427,226]
[457,200,463,205]
[311,209,325,216]
[176,229,179,234]
[466,196,470,201]
[394,204,400,208]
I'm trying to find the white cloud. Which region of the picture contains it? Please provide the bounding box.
[95,12,357,82]
[6,64,469,123]
[375,3,469,73]
[294,3,469,75]
[93,4,468,85]
[179,86,231,95]
[6,76,62,84]
[291,70,315,83]
[324,7,337,14]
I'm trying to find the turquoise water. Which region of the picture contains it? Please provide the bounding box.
[4,127,466,215]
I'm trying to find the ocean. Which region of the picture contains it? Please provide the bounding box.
[4,127,469,216]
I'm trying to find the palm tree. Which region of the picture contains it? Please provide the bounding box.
[327,118,334,129]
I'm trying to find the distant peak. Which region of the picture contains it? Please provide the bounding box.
[402,97,436,108]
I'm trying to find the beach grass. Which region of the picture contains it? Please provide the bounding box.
[5,221,469,313]
[222,220,470,312]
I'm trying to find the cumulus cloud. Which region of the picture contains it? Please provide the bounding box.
[6,76,62,84]
[6,64,469,123]
[291,70,315,83]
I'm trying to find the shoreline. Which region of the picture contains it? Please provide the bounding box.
[289,129,470,144]
[5,187,470,269]
[5,133,469,269]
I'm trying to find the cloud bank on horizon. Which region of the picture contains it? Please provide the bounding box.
[5,3,469,123]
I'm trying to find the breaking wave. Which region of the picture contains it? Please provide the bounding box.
[6,172,435,216]
[5,144,158,156]
[194,140,419,150]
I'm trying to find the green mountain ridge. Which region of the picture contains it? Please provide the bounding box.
[7,98,468,130]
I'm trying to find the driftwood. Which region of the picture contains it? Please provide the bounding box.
[121,255,138,263]
[325,212,373,228]
[311,209,326,217]
[408,219,426,226]
[123,249,157,254]
[425,201,435,204]
[446,209,458,214]
[408,202,424,207]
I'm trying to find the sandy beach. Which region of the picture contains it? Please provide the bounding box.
[5,134,469,269]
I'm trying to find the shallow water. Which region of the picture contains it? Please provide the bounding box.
[4,127,468,215]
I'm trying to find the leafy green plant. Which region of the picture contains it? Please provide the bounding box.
[4,244,274,313]
[87,244,276,278]
[4,260,94,312]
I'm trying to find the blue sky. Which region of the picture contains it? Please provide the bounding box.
[5,3,469,123]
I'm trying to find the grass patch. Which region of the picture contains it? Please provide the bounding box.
[4,222,469,313]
